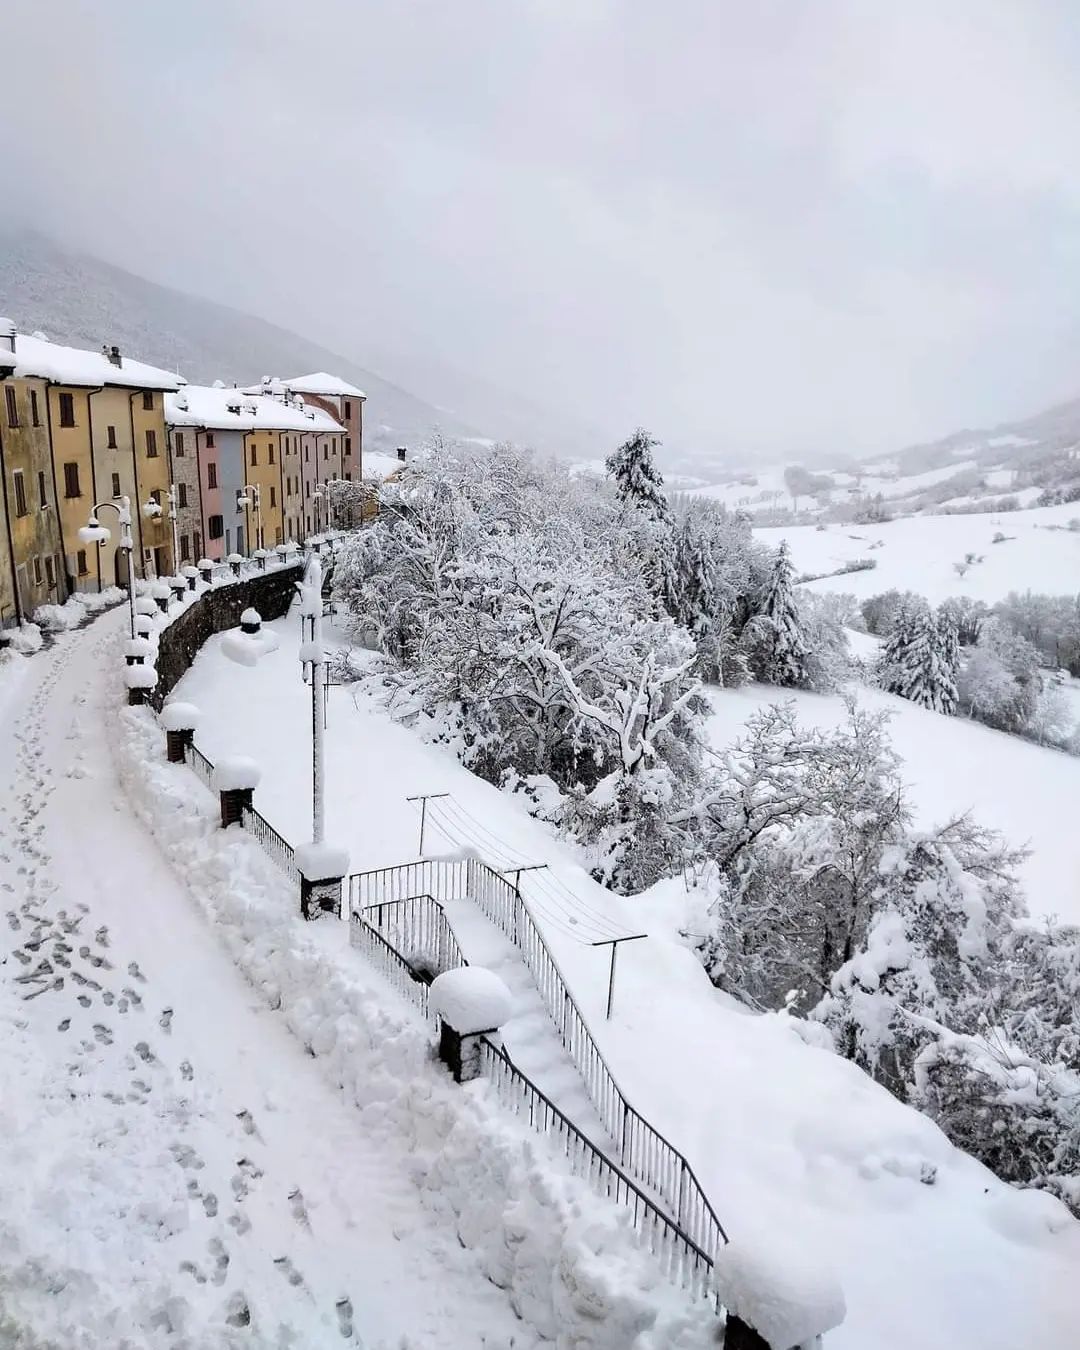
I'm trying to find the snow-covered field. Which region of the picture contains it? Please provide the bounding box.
[758,501,1080,605]
[171,608,1080,1350]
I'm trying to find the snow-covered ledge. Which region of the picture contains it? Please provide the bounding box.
[211,755,262,828]
[714,1232,845,1350]
[296,841,349,921]
[430,967,512,1084]
[160,700,200,763]
[123,662,158,705]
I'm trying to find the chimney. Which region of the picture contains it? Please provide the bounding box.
[0,318,15,356]
[396,446,407,463]
[107,344,122,368]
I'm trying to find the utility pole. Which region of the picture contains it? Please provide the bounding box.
[590,934,648,1020]
[405,792,449,857]
[301,554,326,843]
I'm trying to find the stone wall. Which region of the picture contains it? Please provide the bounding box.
[150,563,303,710]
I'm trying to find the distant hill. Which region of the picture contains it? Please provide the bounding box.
[0,231,593,455]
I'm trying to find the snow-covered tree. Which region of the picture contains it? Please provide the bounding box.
[878,601,959,713]
[605,428,669,521]
[742,540,810,687]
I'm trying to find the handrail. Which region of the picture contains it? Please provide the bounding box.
[184,741,216,793]
[355,893,466,976]
[347,856,728,1257]
[350,915,432,1020]
[241,803,298,881]
[478,1037,716,1302]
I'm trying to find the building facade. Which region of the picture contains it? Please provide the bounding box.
[0,366,65,620]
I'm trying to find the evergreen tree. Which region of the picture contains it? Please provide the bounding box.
[605,428,669,521]
[744,540,810,687]
[879,600,959,712]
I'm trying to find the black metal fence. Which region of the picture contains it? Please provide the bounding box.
[355,893,465,975]
[184,741,216,793]
[241,804,298,882]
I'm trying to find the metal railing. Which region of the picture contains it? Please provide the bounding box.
[348,855,728,1260]
[184,741,216,793]
[241,804,299,881]
[350,917,431,1020]
[356,893,465,977]
[478,1038,716,1302]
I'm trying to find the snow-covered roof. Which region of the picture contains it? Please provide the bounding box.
[0,318,15,368]
[166,385,344,433]
[362,451,406,481]
[9,330,183,390]
[242,372,366,399]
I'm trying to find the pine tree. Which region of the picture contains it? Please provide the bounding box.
[605,428,669,521]
[744,540,810,687]
[879,601,959,713]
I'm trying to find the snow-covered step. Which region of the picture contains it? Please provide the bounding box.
[442,900,610,1146]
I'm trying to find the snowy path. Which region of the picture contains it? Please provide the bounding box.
[441,900,608,1147]
[0,610,531,1348]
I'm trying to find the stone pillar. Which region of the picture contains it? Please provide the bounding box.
[169,577,187,605]
[429,968,513,1084]
[722,1316,772,1350]
[219,785,253,828]
[181,565,199,591]
[124,663,158,706]
[161,701,199,765]
[210,756,262,829]
[165,727,194,763]
[151,581,172,613]
[197,558,214,586]
[438,1021,488,1084]
[295,842,349,921]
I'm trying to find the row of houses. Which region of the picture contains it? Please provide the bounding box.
[0,317,401,627]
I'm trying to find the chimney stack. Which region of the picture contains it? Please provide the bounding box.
[107,344,122,368]
[0,318,15,356]
[396,446,407,463]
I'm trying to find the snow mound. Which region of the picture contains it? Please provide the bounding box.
[124,637,154,660]
[123,664,158,690]
[714,1228,845,1348]
[220,627,279,667]
[986,1186,1076,1248]
[430,967,513,1033]
[160,701,200,732]
[135,596,159,617]
[295,841,349,881]
[240,607,262,627]
[211,756,261,791]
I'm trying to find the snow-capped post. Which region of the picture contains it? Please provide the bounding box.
[134,613,154,638]
[221,609,279,666]
[227,551,244,578]
[197,556,214,586]
[430,968,513,1084]
[161,700,199,764]
[124,662,158,706]
[296,555,348,919]
[211,756,261,828]
[168,574,187,605]
[181,563,200,591]
[151,579,172,613]
[296,842,349,920]
[252,547,268,571]
[714,1231,846,1350]
[123,636,154,666]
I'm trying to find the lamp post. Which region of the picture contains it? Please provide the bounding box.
[78,496,139,638]
[299,554,327,844]
[236,484,262,554]
[141,485,181,574]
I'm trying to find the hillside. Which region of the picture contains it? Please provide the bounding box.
[0,231,482,454]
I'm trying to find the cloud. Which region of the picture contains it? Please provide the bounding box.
[3,0,1080,459]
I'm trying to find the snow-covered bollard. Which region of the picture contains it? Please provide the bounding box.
[197,557,214,586]
[430,967,513,1084]
[211,756,262,828]
[124,636,154,666]
[134,613,155,638]
[161,700,200,764]
[124,662,159,706]
[295,842,349,921]
[226,551,244,578]
[135,595,159,619]
[252,547,268,571]
[168,574,188,604]
[181,564,200,591]
[714,1231,845,1350]
[240,607,261,635]
[221,611,279,666]
[150,579,172,613]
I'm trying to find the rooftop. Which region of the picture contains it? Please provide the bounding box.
[363,451,407,480]
[242,372,367,399]
[6,327,183,391]
[166,384,344,433]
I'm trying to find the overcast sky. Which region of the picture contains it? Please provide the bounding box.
[4,0,1080,460]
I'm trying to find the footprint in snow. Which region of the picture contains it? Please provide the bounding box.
[208,1238,230,1286]
[289,1189,310,1230]
[127,961,146,982]
[159,1007,173,1034]
[336,1297,355,1339]
[92,1023,113,1046]
[134,1041,157,1065]
[179,1060,194,1082]
[223,1292,251,1328]
[273,1256,305,1288]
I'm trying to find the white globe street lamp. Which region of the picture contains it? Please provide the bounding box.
[78,495,137,638]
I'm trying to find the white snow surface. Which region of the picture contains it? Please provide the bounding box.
[713,1228,846,1347]
[363,451,407,480]
[294,841,349,881]
[10,329,183,390]
[160,700,200,732]
[166,384,343,433]
[211,755,262,792]
[758,503,1080,605]
[173,611,1080,1350]
[247,371,367,399]
[430,967,514,1034]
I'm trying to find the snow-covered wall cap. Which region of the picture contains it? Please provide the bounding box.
[251,548,267,558]
[713,1229,845,1348]
[134,596,160,616]
[226,552,244,564]
[240,608,262,627]
[123,664,158,689]
[134,614,155,635]
[211,756,262,792]
[196,558,214,570]
[150,580,172,598]
[124,637,155,659]
[160,701,200,732]
[181,565,200,577]
[430,967,512,1035]
[295,841,350,881]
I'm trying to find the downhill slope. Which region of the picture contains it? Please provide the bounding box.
[175,610,1080,1350]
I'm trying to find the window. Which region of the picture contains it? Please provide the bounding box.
[145,428,158,457]
[30,389,40,426]
[174,432,185,457]
[142,391,154,411]
[207,514,223,540]
[111,472,121,497]
[63,462,81,499]
[304,445,309,462]
[150,488,162,506]
[205,432,215,448]
[227,527,233,554]
[45,556,54,589]
[344,400,351,418]
[77,549,88,576]
[194,531,201,559]
[38,471,47,509]
[345,436,351,455]
[58,392,75,427]
[4,385,17,427]
[250,444,257,467]
[33,557,42,585]
[177,482,188,508]
[180,534,190,562]
[269,485,276,508]
[13,470,27,517]
[207,462,218,489]
[305,481,311,499]
[107,424,117,449]
[268,442,275,465]
[345,472,352,482]
[323,444,329,460]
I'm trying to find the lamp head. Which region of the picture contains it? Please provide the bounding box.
[142,498,163,520]
[77,516,110,546]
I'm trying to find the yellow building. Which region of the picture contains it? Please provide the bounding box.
[4,330,182,594]
[244,426,285,549]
